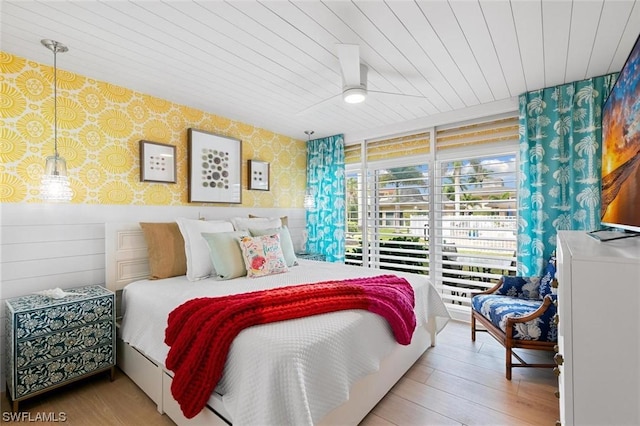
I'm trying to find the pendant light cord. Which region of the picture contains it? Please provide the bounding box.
[42,39,68,174]
[53,42,59,167]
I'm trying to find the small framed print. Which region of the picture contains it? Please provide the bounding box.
[139,140,176,183]
[248,160,270,191]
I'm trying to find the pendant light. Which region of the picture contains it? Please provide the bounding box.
[303,130,316,211]
[40,39,73,202]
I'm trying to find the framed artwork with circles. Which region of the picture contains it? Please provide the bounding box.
[248,160,270,191]
[187,129,242,203]
[139,140,176,184]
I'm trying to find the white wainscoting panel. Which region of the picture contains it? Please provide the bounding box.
[0,202,306,389]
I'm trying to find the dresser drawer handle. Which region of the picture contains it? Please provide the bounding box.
[553,367,561,376]
[554,344,559,352]
[554,390,560,399]
[553,314,560,326]
[551,278,559,289]
[554,353,564,365]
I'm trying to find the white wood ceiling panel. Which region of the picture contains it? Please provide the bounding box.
[106,2,311,99]
[541,0,572,89]
[415,0,493,104]
[448,0,511,100]
[608,2,640,73]
[260,1,423,122]
[74,0,324,127]
[1,4,204,103]
[323,2,433,97]
[256,2,342,82]
[203,2,336,93]
[511,0,545,92]
[22,1,244,98]
[221,2,383,122]
[362,2,463,113]
[565,0,604,83]
[294,1,398,95]
[352,2,450,112]
[386,1,469,110]
[307,1,438,120]
[480,0,526,97]
[1,0,637,140]
[586,0,635,78]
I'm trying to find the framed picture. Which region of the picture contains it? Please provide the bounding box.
[139,140,176,183]
[188,129,242,203]
[248,160,270,191]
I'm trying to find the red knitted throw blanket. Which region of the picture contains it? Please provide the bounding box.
[164,274,416,419]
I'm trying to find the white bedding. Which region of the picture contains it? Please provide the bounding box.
[120,260,449,425]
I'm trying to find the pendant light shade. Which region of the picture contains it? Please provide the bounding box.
[303,187,316,210]
[41,155,73,201]
[40,39,73,202]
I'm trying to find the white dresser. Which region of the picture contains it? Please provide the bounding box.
[556,231,640,426]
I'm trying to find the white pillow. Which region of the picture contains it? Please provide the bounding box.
[229,216,281,232]
[176,217,234,281]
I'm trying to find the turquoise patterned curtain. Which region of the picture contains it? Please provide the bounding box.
[517,74,617,275]
[306,134,345,262]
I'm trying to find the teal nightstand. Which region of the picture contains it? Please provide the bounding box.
[296,252,326,261]
[5,285,115,411]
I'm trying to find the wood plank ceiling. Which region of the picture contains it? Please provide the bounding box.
[2,1,639,141]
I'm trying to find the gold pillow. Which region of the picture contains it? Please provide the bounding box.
[248,214,288,227]
[140,222,187,280]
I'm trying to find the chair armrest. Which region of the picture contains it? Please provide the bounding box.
[507,294,556,325]
[473,277,505,296]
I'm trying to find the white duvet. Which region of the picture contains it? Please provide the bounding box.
[120,260,449,425]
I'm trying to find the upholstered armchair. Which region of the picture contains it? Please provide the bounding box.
[471,256,558,380]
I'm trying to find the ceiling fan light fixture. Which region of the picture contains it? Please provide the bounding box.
[343,87,367,104]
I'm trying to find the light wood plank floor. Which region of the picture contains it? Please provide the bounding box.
[2,320,559,425]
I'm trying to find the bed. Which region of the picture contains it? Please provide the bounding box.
[106,221,450,426]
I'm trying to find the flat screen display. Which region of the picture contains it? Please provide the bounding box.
[600,34,640,233]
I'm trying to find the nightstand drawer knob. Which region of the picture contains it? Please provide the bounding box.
[554,353,564,365]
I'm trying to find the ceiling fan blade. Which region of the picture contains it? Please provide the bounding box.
[296,93,342,116]
[368,90,431,106]
[336,44,361,87]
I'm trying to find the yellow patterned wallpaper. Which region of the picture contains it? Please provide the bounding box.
[0,51,306,207]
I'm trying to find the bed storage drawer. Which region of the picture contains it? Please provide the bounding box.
[162,371,228,426]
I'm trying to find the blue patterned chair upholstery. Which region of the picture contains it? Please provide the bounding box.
[471,256,558,380]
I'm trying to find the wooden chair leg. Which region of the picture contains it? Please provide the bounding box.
[506,324,513,380]
[471,313,476,342]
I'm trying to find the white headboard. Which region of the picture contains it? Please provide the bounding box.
[105,209,307,291]
[105,223,150,291]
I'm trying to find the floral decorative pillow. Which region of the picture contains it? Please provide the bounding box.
[497,276,540,300]
[237,234,288,278]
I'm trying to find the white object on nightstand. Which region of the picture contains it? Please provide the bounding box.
[34,287,86,299]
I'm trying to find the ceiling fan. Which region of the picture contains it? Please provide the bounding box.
[297,44,429,115]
